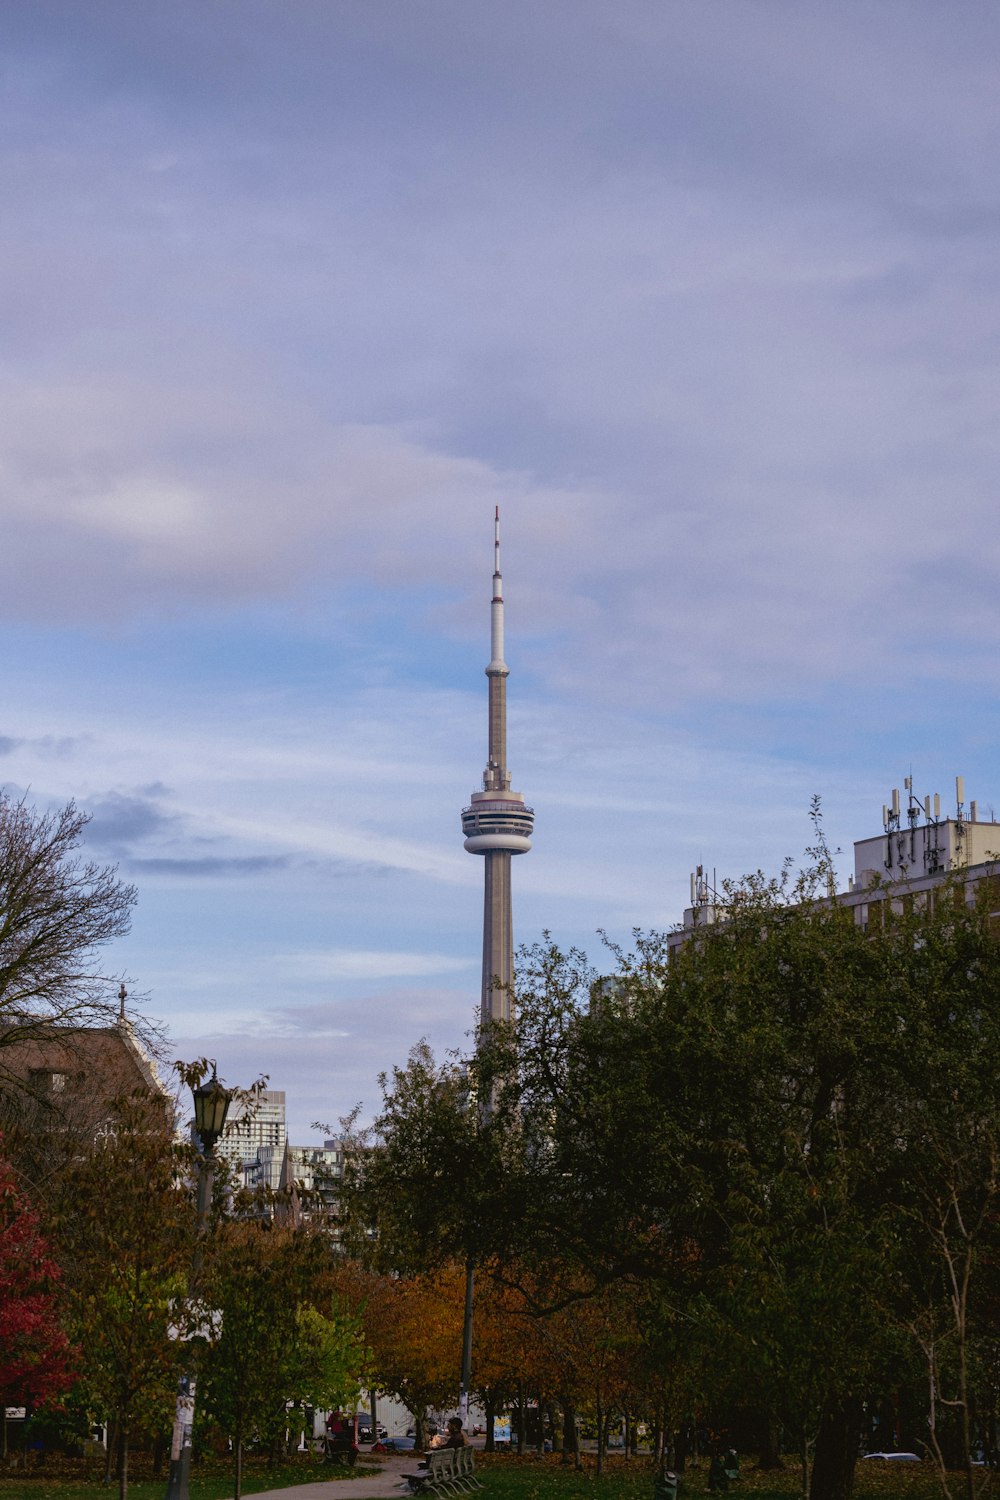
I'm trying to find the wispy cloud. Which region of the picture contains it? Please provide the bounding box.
[276,950,474,982]
[5,0,1000,1135]
[129,854,293,878]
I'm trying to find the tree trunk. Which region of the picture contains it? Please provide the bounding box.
[104,1420,118,1486]
[809,1398,862,1500]
[757,1409,784,1469]
[117,1422,129,1500]
[562,1399,579,1468]
[234,1414,245,1500]
[552,1400,563,1453]
[675,1423,687,1473]
[484,1391,496,1453]
[596,1395,605,1477]
[536,1395,545,1453]
[516,1382,526,1456]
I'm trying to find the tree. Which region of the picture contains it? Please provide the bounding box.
[199,1220,360,1499]
[359,836,1000,1500]
[0,792,140,1101]
[51,1094,193,1500]
[330,1262,463,1447]
[341,1041,515,1274]
[0,1154,74,1459]
[283,1304,367,1447]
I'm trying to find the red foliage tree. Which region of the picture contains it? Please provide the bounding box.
[0,1155,74,1445]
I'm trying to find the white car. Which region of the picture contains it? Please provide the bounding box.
[862,1452,921,1462]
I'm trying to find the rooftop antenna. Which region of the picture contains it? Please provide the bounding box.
[885,787,901,833]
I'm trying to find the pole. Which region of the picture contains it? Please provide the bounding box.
[459,1254,474,1429]
[163,1145,216,1500]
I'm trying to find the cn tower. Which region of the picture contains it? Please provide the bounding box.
[461,509,534,1026]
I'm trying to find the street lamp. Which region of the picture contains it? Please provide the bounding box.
[164,1070,231,1500]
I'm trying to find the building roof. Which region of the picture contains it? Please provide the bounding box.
[1,1022,174,1140]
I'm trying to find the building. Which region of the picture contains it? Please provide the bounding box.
[242,1136,344,1204]
[1,1014,172,1140]
[215,1087,286,1176]
[671,774,1000,952]
[461,509,534,1025]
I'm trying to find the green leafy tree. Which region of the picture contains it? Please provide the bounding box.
[51,1094,193,1500]
[199,1220,360,1499]
[360,831,1000,1500]
[341,1041,516,1274]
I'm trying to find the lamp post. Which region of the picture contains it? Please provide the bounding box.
[163,1072,231,1500]
[459,1254,474,1430]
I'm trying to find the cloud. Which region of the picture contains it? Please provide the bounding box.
[3,2,1000,714]
[7,0,1000,1144]
[128,854,293,878]
[0,733,81,760]
[275,949,474,982]
[84,790,175,852]
[167,983,481,1136]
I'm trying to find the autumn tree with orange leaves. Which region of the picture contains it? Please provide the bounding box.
[329,1262,464,1447]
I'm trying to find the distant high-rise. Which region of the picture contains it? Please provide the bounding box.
[216,1088,286,1173]
[461,510,534,1025]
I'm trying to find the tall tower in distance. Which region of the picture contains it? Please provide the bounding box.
[462,508,534,1025]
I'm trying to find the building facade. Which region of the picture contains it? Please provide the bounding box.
[672,775,1000,951]
[216,1088,287,1174]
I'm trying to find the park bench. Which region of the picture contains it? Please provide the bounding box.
[404,1445,483,1495]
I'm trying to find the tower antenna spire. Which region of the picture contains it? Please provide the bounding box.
[461,511,534,1027]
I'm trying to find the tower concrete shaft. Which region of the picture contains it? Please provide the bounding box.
[461,508,533,1027]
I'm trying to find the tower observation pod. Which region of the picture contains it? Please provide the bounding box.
[461,508,534,1026]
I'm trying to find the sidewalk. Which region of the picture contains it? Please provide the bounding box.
[246,1454,417,1500]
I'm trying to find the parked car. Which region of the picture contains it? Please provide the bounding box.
[861,1452,921,1462]
[349,1413,388,1443]
[383,1435,417,1452]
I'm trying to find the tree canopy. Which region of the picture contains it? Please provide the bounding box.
[0,1153,75,1457]
[352,849,1000,1500]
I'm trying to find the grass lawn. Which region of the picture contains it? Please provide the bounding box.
[0,1452,977,1500]
[0,1454,378,1500]
[475,1453,964,1500]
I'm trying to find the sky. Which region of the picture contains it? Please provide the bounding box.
[4,0,1000,1140]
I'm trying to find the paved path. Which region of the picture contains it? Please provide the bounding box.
[247,1454,417,1500]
